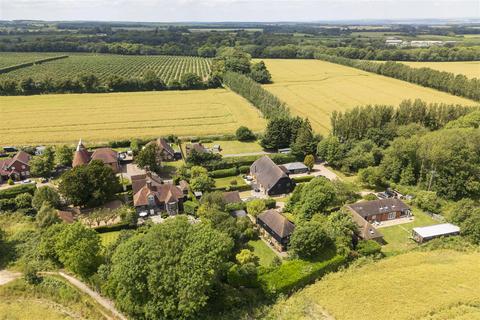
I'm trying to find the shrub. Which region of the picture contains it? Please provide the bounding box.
[0,184,36,200]
[184,201,199,215]
[414,191,442,214]
[238,165,250,174]
[264,198,276,209]
[235,126,256,141]
[230,179,238,186]
[7,179,14,185]
[292,175,314,183]
[356,240,382,256]
[246,199,266,217]
[14,193,33,209]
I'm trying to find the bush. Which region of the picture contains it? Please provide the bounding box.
[289,220,334,259]
[246,199,266,217]
[414,191,442,214]
[184,201,199,215]
[227,263,259,288]
[0,198,16,212]
[7,179,14,185]
[292,175,314,183]
[356,240,382,256]
[230,179,238,186]
[235,126,256,141]
[259,254,346,295]
[264,198,276,209]
[14,193,33,209]
[209,167,238,178]
[238,165,250,174]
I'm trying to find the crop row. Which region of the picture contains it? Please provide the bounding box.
[0,54,212,83]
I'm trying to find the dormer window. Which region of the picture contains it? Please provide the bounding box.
[147,194,155,207]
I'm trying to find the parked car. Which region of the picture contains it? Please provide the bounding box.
[21,179,32,184]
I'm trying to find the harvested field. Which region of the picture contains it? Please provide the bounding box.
[400,61,480,79]
[262,59,477,134]
[0,89,265,145]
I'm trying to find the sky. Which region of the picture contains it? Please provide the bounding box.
[0,0,479,22]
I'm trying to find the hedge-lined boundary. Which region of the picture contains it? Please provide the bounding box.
[0,55,69,74]
[314,53,480,102]
[259,254,346,296]
[222,71,290,119]
[0,183,36,200]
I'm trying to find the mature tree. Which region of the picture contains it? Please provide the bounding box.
[414,191,442,214]
[135,144,161,174]
[58,160,120,207]
[190,174,215,193]
[180,72,203,89]
[357,166,386,189]
[261,117,294,150]
[446,199,480,244]
[250,61,271,84]
[36,202,60,228]
[55,145,73,167]
[186,150,222,166]
[304,154,315,171]
[289,219,334,259]
[235,126,256,141]
[30,147,55,178]
[246,199,266,217]
[55,223,101,278]
[285,177,337,220]
[32,186,61,211]
[291,119,316,159]
[106,218,233,319]
[142,70,165,90]
[316,136,345,167]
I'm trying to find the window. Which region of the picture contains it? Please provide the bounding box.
[388,212,396,220]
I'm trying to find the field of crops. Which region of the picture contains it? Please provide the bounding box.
[0,52,63,69]
[0,89,265,145]
[0,54,212,83]
[267,249,480,320]
[400,61,480,79]
[262,59,477,135]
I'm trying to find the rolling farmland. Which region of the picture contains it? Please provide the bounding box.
[0,89,265,145]
[400,61,480,79]
[0,54,212,83]
[262,59,477,134]
[267,250,480,320]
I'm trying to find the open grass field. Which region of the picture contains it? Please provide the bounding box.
[380,207,439,254]
[214,176,247,188]
[262,59,477,135]
[0,300,74,320]
[267,249,480,320]
[400,61,480,79]
[0,53,212,83]
[202,140,264,155]
[0,89,266,145]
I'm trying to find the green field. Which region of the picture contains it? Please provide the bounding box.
[247,239,278,267]
[0,300,75,320]
[0,53,212,83]
[99,231,121,246]
[215,176,247,188]
[0,89,266,145]
[0,52,63,69]
[267,249,480,320]
[401,61,480,79]
[202,140,264,155]
[262,59,477,135]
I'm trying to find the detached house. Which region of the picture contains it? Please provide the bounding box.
[147,138,176,162]
[132,173,185,216]
[185,143,208,157]
[0,151,31,182]
[72,140,120,173]
[347,199,411,223]
[257,209,295,251]
[250,156,294,195]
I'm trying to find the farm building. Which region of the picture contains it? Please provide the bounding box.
[132,173,185,216]
[223,191,242,204]
[347,198,411,223]
[412,223,460,243]
[257,209,295,251]
[73,140,120,173]
[250,155,294,196]
[280,162,309,174]
[0,151,31,182]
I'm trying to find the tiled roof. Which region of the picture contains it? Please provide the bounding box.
[258,209,295,238]
[348,199,410,218]
[250,156,288,191]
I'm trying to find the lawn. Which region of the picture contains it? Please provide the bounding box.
[0,89,266,145]
[400,61,480,79]
[262,59,476,135]
[99,231,121,246]
[215,176,247,188]
[267,249,480,320]
[202,140,264,155]
[0,300,75,320]
[380,207,439,254]
[247,239,278,267]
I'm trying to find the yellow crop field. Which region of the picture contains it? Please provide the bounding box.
[0,89,266,145]
[267,250,480,320]
[400,61,480,79]
[262,59,477,135]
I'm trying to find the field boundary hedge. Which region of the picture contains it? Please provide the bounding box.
[259,254,347,296]
[0,55,69,74]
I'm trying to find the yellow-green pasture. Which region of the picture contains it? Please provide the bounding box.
[267,249,480,320]
[262,59,477,135]
[0,89,266,145]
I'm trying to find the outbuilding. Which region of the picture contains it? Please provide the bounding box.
[281,162,309,174]
[412,223,460,243]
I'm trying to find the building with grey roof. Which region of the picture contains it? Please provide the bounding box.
[250,156,294,195]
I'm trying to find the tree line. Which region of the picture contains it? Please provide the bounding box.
[314,53,480,101]
[0,71,219,95]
